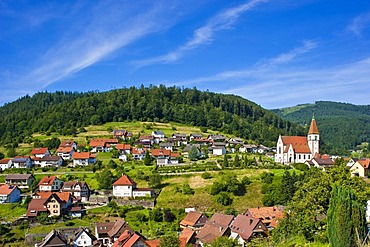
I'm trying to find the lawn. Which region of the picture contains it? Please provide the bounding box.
[0,203,27,221]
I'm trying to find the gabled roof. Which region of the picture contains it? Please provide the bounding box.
[196,221,230,244]
[179,228,196,247]
[0,184,19,195]
[72,152,90,159]
[108,219,132,238]
[113,174,136,186]
[132,148,146,155]
[112,230,147,247]
[246,206,285,228]
[38,176,59,186]
[210,213,234,228]
[12,156,30,162]
[5,174,34,180]
[116,144,131,150]
[90,139,106,147]
[59,140,76,148]
[357,159,370,169]
[40,156,62,162]
[0,158,12,164]
[151,149,171,157]
[36,229,68,247]
[26,198,48,217]
[95,222,116,235]
[62,181,88,191]
[56,146,74,153]
[308,118,319,134]
[31,147,49,155]
[73,227,97,242]
[180,211,206,227]
[281,136,311,153]
[230,214,267,241]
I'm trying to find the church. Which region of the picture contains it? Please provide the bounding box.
[275,117,319,164]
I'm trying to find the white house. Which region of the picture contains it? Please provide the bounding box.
[61,181,90,202]
[113,174,153,198]
[72,228,96,247]
[0,184,21,203]
[350,159,370,178]
[305,155,334,170]
[275,117,319,164]
[38,156,64,168]
[152,131,165,143]
[72,152,96,166]
[229,215,268,245]
[12,156,34,168]
[38,176,64,192]
[0,159,13,170]
[56,146,75,160]
[30,148,50,158]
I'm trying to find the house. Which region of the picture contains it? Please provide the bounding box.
[208,135,226,142]
[346,158,359,167]
[152,131,165,143]
[36,156,64,168]
[68,206,85,218]
[209,213,234,228]
[171,133,188,146]
[59,140,78,150]
[183,144,201,158]
[112,230,151,247]
[38,176,64,192]
[179,228,197,247]
[159,142,174,151]
[33,191,73,208]
[61,181,90,202]
[229,214,268,245]
[151,149,179,166]
[350,159,370,178]
[138,135,154,148]
[0,158,13,170]
[228,137,244,146]
[31,147,50,158]
[189,133,203,141]
[180,211,208,231]
[131,148,146,161]
[196,220,231,246]
[56,146,75,160]
[245,206,285,229]
[35,229,68,247]
[72,152,96,166]
[113,130,127,139]
[90,139,118,152]
[116,144,131,154]
[305,154,334,170]
[257,145,270,154]
[72,227,97,247]
[5,173,35,189]
[239,144,258,153]
[0,184,21,203]
[27,193,69,217]
[275,117,319,164]
[12,156,34,168]
[210,143,226,156]
[95,219,132,245]
[113,174,154,198]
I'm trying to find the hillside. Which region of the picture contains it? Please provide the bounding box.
[272,101,370,155]
[0,85,304,147]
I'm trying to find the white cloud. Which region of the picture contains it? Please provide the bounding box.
[133,0,269,67]
[347,12,370,36]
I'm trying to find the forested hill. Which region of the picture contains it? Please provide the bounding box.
[0,85,304,146]
[272,101,370,155]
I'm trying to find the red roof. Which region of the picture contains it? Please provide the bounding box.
[151,149,171,157]
[112,230,144,247]
[57,146,74,153]
[59,141,76,148]
[358,159,370,169]
[113,174,136,186]
[281,136,311,153]
[31,148,49,155]
[132,148,146,155]
[308,118,319,134]
[180,211,205,227]
[246,206,285,228]
[179,228,195,247]
[0,184,18,195]
[0,159,11,164]
[89,139,106,147]
[38,176,57,186]
[116,144,131,151]
[72,152,90,159]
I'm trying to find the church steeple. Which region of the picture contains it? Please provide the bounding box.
[307,116,319,156]
[308,116,319,135]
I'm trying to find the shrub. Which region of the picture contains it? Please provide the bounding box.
[201,172,212,179]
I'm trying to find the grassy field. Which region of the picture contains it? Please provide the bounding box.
[0,203,27,221]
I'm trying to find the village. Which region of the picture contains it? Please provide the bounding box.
[0,118,369,247]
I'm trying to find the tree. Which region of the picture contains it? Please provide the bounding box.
[216,192,232,206]
[233,155,240,167]
[148,173,161,189]
[96,169,114,190]
[7,148,17,157]
[327,185,366,247]
[149,208,163,222]
[44,137,61,150]
[108,160,117,169]
[182,183,194,195]
[110,147,120,158]
[0,152,4,160]
[223,154,229,168]
[188,146,200,161]
[144,150,152,166]
[159,235,180,247]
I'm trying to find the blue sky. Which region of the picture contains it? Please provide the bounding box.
[1,0,370,109]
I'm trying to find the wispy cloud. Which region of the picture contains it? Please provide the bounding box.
[347,12,370,36]
[2,2,179,102]
[133,0,268,67]
[162,40,370,108]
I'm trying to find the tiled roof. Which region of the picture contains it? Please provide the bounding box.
[72,152,90,159]
[308,118,319,134]
[146,239,161,247]
[281,136,311,153]
[108,219,131,238]
[38,176,57,186]
[40,156,61,162]
[229,214,267,241]
[358,159,370,169]
[113,174,136,186]
[5,174,33,180]
[210,213,234,228]
[0,184,18,195]
[89,139,106,147]
[116,144,131,150]
[26,198,48,217]
[0,158,11,164]
[112,230,145,247]
[179,228,195,247]
[96,222,115,235]
[196,221,229,244]
[57,146,74,153]
[151,149,171,157]
[180,211,205,227]
[132,148,146,155]
[246,206,285,228]
[31,147,49,155]
[59,140,76,148]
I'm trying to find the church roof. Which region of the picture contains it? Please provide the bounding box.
[308,118,319,135]
[281,136,311,153]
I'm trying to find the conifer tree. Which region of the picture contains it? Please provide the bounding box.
[233,155,240,167]
[144,150,151,166]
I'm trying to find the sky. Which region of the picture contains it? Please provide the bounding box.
[1,0,370,109]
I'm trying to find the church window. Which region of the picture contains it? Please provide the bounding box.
[278,147,281,154]
[315,136,317,140]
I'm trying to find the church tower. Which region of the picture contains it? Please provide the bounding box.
[307,116,319,156]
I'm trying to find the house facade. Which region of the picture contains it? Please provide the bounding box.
[275,117,319,164]
[0,159,13,170]
[12,156,34,168]
[0,184,21,203]
[113,174,154,198]
[229,214,268,245]
[350,159,370,178]
[31,148,50,158]
[5,174,35,189]
[38,176,64,192]
[72,228,97,247]
[72,152,96,166]
[61,181,90,201]
[37,156,64,168]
